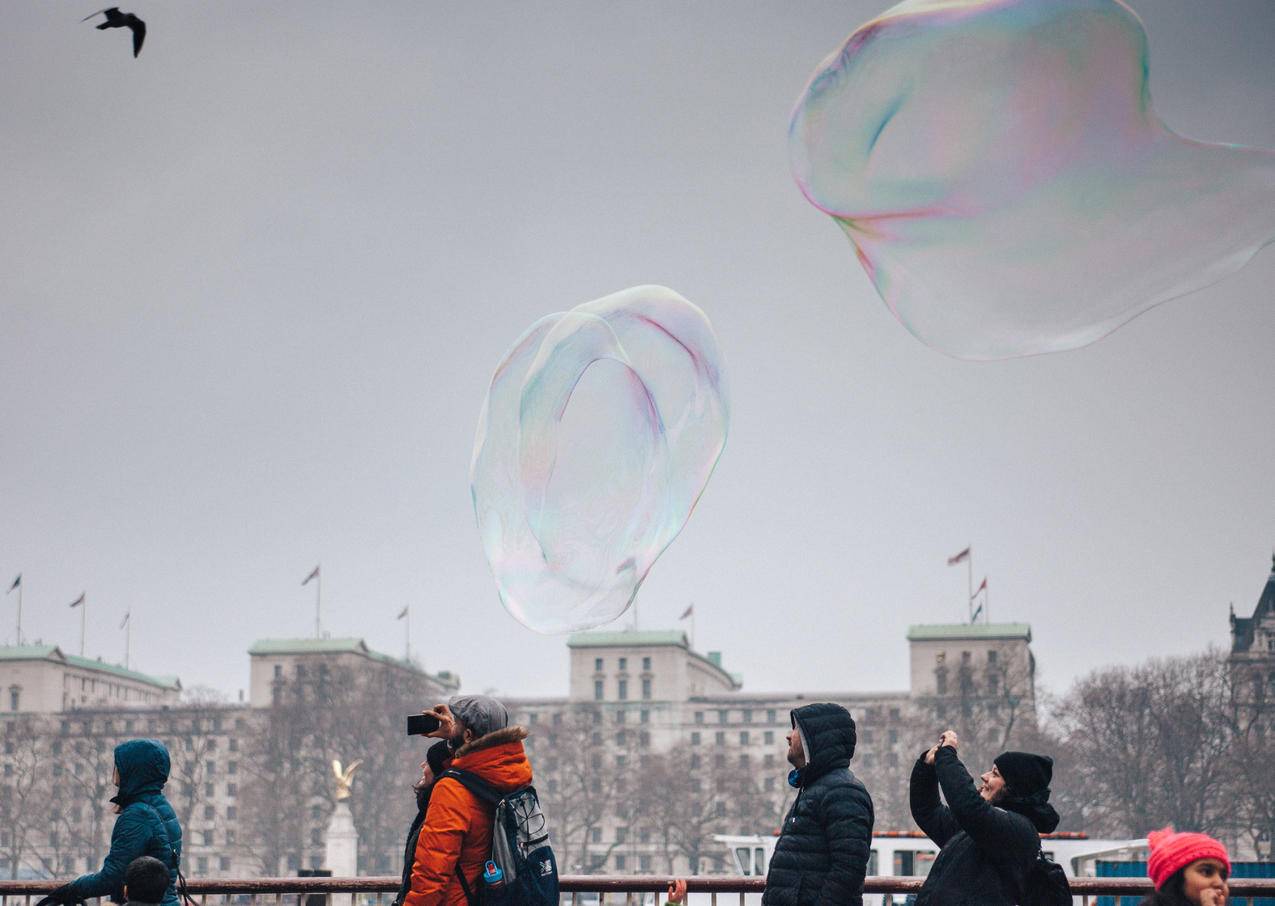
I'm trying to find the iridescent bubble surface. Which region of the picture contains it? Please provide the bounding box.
[470,286,729,633]
[790,0,1275,360]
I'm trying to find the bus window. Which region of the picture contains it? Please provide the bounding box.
[754,848,766,875]
[868,850,879,877]
[895,852,915,876]
[915,851,938,878]
[736,848,752,875]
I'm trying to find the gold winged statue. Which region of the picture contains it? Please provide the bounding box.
[331,759,363,801]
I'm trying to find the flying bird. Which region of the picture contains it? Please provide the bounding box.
[82,8,146,58]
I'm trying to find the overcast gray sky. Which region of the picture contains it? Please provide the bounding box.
[1,0,1272,703]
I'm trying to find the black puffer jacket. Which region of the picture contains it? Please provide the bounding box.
[762,703,874,906]
[910,746,1060,906]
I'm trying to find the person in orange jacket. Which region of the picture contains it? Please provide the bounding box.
[403,695,533,906]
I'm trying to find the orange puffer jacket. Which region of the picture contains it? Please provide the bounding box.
[403,727,533,906]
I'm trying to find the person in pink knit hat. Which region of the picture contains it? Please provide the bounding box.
[1140,826,1231,906]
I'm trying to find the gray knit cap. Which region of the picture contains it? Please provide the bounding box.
[448,694,510,739]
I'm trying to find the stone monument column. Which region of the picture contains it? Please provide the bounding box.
[326,759,362,906]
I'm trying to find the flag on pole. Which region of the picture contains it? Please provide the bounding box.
[679,604,694,620]
[396,606,408,620]
[971,602,984,623]
[68,593,85,608]
[970,576,988,599]
[302,566,320,586]
[6,574,18,593]
[946,547,971,566]
[120,611,130,629]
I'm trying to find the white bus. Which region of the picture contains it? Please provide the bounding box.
[717,831,1147,906]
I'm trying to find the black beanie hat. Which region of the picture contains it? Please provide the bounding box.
[426,740,451,776]
[994,751,1053,797]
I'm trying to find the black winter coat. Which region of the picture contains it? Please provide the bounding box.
[394,788,431,906]
[762,703,874,906]
[910,747,1060,906]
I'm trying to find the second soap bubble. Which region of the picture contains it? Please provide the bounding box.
[470,285,729,633]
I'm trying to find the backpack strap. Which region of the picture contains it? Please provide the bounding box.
[440,768,505,807]
[454,864,480,906]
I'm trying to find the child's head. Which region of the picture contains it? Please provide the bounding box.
[124,856,170,904]
[1147,827,1230,906]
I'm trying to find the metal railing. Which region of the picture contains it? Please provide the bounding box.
[1,876,1273,906]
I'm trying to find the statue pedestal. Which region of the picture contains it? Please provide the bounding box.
[325,801,359,906]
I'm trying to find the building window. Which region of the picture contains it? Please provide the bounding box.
[219,857,231,872]
[764,753,775,768]
[888,728,898,745]
[642,656,651,671]
[714,753,725,768]
[594,658,603,672]
[691,731,701,746]
[203,805,215,819]
[615,855,626,871]
[718,709,728,724]
[715,731,725,746]
[226,806,236,820]
[640,855,652,872]
[204,783,215,797]
[8,686,19,712]
[616,710,626,724]
[618,657,627,671]
[618,680,628,701]
[743,710,753,724]
[694,711,704,724]
[767,709,776,723]
[690,753,702,769]
[228,760,237,774]
[616,826,628,843]
[640,709,649,724]
[764,730,774,745]
[988,673,1000,693]
[227,783,237,797]
[639,731,650,747]
[590,827,602,843]
[739,753,750,767]
[594,681,604,701]
[310,829,322,845]
[740,731,750,745]
[197,857,208,874]
[641,678,652,700]
[988,650,998,664]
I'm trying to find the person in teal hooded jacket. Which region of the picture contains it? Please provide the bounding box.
[39,739,183,906]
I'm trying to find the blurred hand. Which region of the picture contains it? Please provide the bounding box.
[924,744,940,766]
[1200,887,1227,906]
[666,880,687,905]
[938,729,959,751]
[425,704,456,740]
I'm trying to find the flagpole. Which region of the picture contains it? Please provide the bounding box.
[405,606,411,663]
[80,597,87,657]
[15,582,22,646]
[315,569,321,639]
[966,551,973,622]
[125,615,131,670]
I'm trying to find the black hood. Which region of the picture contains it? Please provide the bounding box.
[1001,791,1061,833]
[791,702,856,785]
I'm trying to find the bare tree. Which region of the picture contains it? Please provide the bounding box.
[1055,649,1240,838]
[0,719,53,878]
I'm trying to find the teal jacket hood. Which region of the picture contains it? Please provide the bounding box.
[112,739,171,804]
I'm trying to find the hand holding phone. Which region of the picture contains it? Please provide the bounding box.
[407,713,441,736]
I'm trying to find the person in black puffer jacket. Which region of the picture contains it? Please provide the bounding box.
[910,730,1060,906]
[762,702,874,906]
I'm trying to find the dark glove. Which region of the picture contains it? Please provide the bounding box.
[35,885,86,906]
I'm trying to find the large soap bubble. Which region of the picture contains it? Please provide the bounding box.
[790,0,1275,360]
[470,285,729,633]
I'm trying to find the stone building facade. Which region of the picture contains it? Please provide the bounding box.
[0,623,1035,879]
